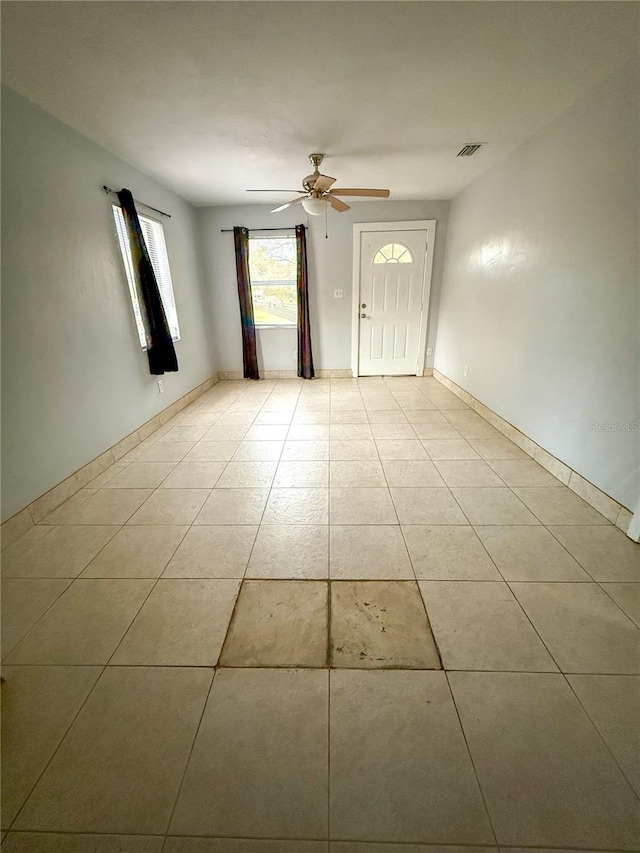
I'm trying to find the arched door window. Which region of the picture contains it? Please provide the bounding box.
[373,242,413,264]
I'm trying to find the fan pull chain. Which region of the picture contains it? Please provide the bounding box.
[325,203,328,239]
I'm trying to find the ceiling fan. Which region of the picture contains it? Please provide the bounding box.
[246,153,390,215]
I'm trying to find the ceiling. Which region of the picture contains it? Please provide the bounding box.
[2,2,637,206]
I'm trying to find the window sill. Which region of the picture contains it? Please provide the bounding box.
[255,325,296,331]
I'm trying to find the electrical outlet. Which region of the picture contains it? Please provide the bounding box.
[426,347,432,356]
[463,366,469,378]
[157,379,164,394]
[333,289,343,299]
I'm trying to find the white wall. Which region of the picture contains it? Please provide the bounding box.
[198,200,449,374]
[1,86,217,521]
[435,64,639,511]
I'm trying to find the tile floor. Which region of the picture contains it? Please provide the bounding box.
[2,376,639,851]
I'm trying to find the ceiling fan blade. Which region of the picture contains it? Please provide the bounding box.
[327,194,350,213]
[271,196,306,214]
[330,188,390,197]
[246,190,305,193]
[313,174,336,192]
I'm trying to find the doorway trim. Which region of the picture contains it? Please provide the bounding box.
[351,220,436,377]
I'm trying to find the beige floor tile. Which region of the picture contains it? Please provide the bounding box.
[405,410,448,424]
[548,525,640,580]
[1,525,55,568]
[422,439,480,460]
[247,525,328,579]
[165,841,327,853]
[232,440,284,461]
[330,488,397,525]
[136,441,195,463]
[330,525,413,580]
[330,670,493,842]
[601,583,640,626]
[567,674,640,796]
[4,579,154,664]
[1,665,102,827]
[511,582,640,673]
[219,580,328,667]
[288,424,330,440]
[111,579,239,666]
[329,440,378,461]
[292,411,329,425]
[281,440,329,461]
[451,488,539,525]
[381,459,446,488]
[1,578,73,657]
[4,526,119,578]
[467,438,527,460]
[329,409,369,424]
[403,526,501,580]
[273,460,329,488]
[513,488,609,525]
[328,424,372,440]
[39,490,98,524]
[330,460,387,488]
[14,667,212,834]
[215,411,256,425]
[244,424,289,441]
[215,460,276,488]
[47,490,152,525]
[488,459,563,487]
[163,525,257,578]
[420,581,557,671]
[105,462,176,489]
[82,525,187,578]
[170,669,328,838]
[1,833,163,852]
[370,423,417,439]
[128,489,209,525]
[184,441,239,462]
[331,581,440,668]
[263,488,329,524]
[195,488,269,525]
[375,439,429,461]
[164,425,210,441]
[366,410,408,424]
[256,410,294,425]
[203,425,249,442]
[330,847,495,853]
[449,671,640,849]
[391,488,468,525]
[434,460,504,488]
[161,461,226,488]
[475,526,589,581]
[412,422,461,440]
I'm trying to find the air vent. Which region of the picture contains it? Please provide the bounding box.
[457,144,483,157]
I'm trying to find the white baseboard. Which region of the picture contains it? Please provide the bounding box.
[433,369,635,538]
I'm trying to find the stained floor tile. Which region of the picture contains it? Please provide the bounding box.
[449,672,640,849]
[330,581,440,669]
[14,667,212,834]
[170,669,328,839]
[329,670,493,842]
[219,580,328,667]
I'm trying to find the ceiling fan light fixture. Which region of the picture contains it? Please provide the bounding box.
[301,196,328,216]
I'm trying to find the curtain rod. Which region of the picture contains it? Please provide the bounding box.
[102,185,171,219]
[220,227,296,233]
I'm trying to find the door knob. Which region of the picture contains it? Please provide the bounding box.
[361,303,367,309]
[360,313,367,319]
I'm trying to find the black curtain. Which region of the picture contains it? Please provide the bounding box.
[117,189,178,375]
[296,224,315,379]
[233,226,260,380]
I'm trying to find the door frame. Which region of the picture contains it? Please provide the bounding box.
[351,220,436,377]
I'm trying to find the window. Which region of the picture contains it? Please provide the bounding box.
[112,205,180,348]
[373,242,413,264]
[249,235,297,327]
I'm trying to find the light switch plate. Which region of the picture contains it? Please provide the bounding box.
[333,289,343,299]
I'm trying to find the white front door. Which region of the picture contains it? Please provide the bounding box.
[357,229,429,376]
